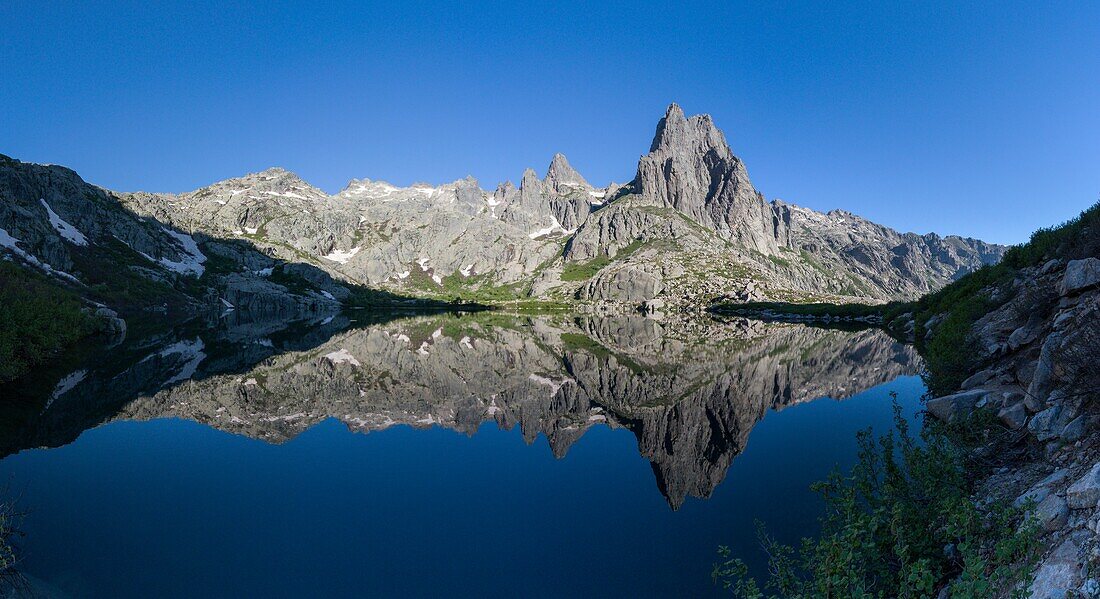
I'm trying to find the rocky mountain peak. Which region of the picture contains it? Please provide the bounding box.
[545,153,590,193]
[519,168,541,192]
[634,103,781,254]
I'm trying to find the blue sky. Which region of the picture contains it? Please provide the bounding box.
[1,2,1097,244]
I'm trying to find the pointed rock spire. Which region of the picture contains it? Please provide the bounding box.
[634,103,784,254]
[545,153,590,193]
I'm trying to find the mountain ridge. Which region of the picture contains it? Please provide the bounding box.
[0,104,1006,319]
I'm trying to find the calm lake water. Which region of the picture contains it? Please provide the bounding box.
[0,311,925,597]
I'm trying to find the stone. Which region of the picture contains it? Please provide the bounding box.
[997,402,1028,430]
[1035,495,1070,532]
[1008,322,1041,350]
[961,369,996,389]
[1041,258,1063,275]
[1060,258,1100,296]
[925,389,987,423]
[1014,485,1052,509]
[1027,332,1063,408]
[1060,415,1088,443]
[1029,405,1075,442]
[1067,462,1100,509]
[1029,535,1084,599]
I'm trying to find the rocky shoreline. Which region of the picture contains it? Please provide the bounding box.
[923,257,1100,597]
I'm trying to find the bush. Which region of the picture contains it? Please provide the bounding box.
[0,261,96,381]
[713,402,1041,598]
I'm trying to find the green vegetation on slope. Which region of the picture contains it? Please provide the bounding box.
[914,200,1099,395]
[0,261,97,381]
[714,403,1040,598]
[561,239,645,281]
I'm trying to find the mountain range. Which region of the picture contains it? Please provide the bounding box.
[0,104,1005,317]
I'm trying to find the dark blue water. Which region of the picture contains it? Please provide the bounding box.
[0,374,924,598]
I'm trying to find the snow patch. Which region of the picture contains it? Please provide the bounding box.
[323,246,361,264]
[41,199,88,246]
[394,270,410,279]
[324,348,361,367]
[459,264,473,277]
[244,227,258,235]
[0,226,81,283]
[416,257,430,271]
[159,229,206,277]
[528,373,573,397]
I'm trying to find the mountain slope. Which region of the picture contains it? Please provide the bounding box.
[1,104,1005,313]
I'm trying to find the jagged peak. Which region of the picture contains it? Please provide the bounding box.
[648,103,728,155]
[545,153,590,191]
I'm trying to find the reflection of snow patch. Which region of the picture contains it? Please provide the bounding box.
[41,199,88,246]
[324,348,360,366]
[528,373,573,396]
[44,369,87,412]
[320,290,335,300]
[320,316,334,325]
[244,378,258,386]
[255,267,273,277]
[416,342,430,356]
[161,339,206,385]
[395,334,411,344]
[460,336,473,349]
[220,298,235,309]
[431,327,442,340]
[323,246,360,264]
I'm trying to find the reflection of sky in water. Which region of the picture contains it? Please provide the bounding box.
[0,375,925,598]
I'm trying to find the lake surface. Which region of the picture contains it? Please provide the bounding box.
[0,311,925,597]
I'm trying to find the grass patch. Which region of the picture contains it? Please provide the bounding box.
[561,239,645,281]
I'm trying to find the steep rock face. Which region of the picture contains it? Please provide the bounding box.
[634,103,787,255]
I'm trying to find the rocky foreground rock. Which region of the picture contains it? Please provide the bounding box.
[1,104,1004,320]
[922,257,1100,597]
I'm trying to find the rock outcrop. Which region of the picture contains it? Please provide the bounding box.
[922,250,1100,596]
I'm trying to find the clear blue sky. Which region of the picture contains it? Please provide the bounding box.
[2,2,1098,244]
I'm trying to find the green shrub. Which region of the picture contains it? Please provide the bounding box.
[0,261,96,381]
[713,402,1041,598]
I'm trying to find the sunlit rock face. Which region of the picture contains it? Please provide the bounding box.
[11,311,919,509]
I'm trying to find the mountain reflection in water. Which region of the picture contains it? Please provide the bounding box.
[1,311,920,509]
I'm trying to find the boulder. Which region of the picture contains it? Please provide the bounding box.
[1028,405,1075,442]
[997,402,1028,430]
[1035,494,1070,532]
[1060,258,1100,296]
[925,389,987,423]
[1027,332,1063,404]
[1060,415,1088,443]
[1029,534,1084,598]
[1066,463,1100,509]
